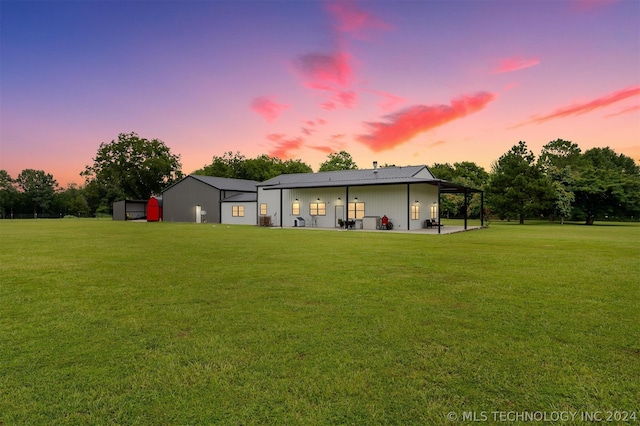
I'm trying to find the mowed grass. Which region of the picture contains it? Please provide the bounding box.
[1,220,638,425]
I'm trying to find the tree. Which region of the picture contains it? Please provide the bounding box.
[194,151,246,178]
[15,169,59,216]
[571,147,640,225]
[539,139,582,224]
[55,183,90,217]
[281,158,313,175]
[0,170,18,218]
[82,132,182,205]
[318,151,358,171]
[430,162,489,218]
[486,141,555,224]
[194,152,312,181]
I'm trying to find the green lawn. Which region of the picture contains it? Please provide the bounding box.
[1,220,638,425]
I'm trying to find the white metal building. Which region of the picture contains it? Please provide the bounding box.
[257,165,483,233]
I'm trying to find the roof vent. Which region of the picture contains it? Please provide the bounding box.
[373,161,378,169]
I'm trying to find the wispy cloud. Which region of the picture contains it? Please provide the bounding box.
[325,1,391,39]
[266,134,304,159]
[250,96,290,122]
[358,92,497,152]
[318,89,357,110]
[492,56,540,74]
[605,104,640,118]
[570,0,619,12]
[309,145,336,154]
[367,89,407,112]
[518,85,640,125]
[428,140,447,148]
[295,52,352,87]
[301,118,328,136]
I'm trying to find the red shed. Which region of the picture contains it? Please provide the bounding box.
[147,196,163,222]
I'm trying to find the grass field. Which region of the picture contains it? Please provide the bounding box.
[1,219,638,425]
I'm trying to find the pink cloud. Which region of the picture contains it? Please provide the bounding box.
[320,101,337,111]
[504,82,520,91]
[367,89,407,111]
[309,145,335,154]
[267,134,304,159]
[358,92,498,152]
[570,0,619,12]
[301,118,329,134]
[325,1,391,39]
[519,85,640,125]
[605,104,640,118]
[295,52,352,87]
[492,56,540,74]
[312,87,357,110]
[250,96,290,122]
[429,140,447,148]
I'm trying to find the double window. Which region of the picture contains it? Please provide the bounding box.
[232,205,245,217]
[348,202,365,219]
[309,202,326,216]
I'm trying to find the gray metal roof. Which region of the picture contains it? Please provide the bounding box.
[258,165,437,189]
[221,192,258,203]
[185,175,258,192]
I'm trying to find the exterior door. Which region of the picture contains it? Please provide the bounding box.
[335,205,344,227]
[195,205,202,223]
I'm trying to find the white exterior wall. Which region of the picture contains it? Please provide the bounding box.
[258,183,440,230]
[285,187,346,228]
[221,202,257,225]
[257,187,283,226]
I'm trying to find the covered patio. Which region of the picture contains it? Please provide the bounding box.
[257,165,483,232]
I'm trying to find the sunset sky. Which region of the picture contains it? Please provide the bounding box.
[1,0,639,187]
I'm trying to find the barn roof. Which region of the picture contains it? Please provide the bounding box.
[165,175,259,192]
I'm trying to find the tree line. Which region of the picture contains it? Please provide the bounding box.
[1,132,638,224]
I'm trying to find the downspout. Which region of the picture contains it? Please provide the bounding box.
[407,184,411,231]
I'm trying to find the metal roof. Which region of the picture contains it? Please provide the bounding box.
[166,175,258,192]
[258,165,439,189]
[221,192,258,203]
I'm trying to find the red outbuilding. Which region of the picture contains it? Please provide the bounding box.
[147,196,163,222]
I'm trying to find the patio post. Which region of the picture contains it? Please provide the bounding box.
[438,181,441,234]
[464,188,468,230]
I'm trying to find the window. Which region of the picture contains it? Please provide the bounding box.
[232,205,245,217]
[309,202,326,216]
[348,202,365,219]
[411,205,420,220]
[260,203,267,215]
[292,202,300,215]
[430,204,438,219]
